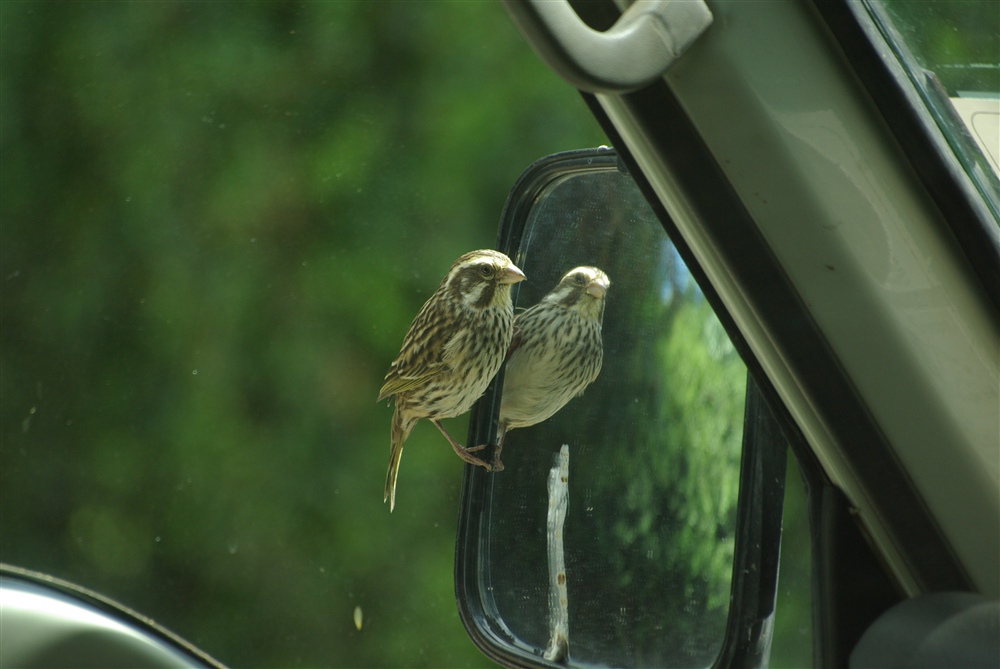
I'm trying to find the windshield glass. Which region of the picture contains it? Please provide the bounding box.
[869,0,1000,213]
[0,4,604,667]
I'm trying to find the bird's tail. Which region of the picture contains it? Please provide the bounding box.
[384,406,414,512]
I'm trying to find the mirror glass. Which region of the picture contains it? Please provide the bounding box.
[460,150,749,668]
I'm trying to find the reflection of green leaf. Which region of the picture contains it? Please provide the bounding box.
[556,223,746,664]
[638,301,742,618]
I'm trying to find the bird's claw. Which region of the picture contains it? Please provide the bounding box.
[463,444,503,472]
[453,447,493,471]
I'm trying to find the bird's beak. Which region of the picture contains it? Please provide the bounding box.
[500,264,527,285]
[586,278,608,299]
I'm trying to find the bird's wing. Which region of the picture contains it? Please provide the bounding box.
[507,302,544,360]
[505,325,523,360]
[377,291,455,401]
[377,365,442,401]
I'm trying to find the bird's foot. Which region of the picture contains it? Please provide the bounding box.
[454,448,493,471]
[460,444,503,471]
[432,420,496,471]
[492,433,506,472]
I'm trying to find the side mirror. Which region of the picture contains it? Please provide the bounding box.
[455,148,788,668]
[0,565,220,668]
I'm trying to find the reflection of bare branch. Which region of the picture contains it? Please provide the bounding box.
[544,445,570,662]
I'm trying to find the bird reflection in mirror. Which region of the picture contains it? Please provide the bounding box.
[493,266,609,470]
[377,249,526,511]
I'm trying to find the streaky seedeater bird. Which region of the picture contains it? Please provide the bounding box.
[493,266,610,470]
[378,249,526,511]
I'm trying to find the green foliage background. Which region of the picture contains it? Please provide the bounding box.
[1,3,604,667]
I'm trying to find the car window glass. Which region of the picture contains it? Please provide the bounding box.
[870,0,1000,206]
[769,450,814,667]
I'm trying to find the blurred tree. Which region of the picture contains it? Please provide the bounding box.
[0,2,603,667]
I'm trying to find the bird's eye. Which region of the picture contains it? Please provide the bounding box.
[479,265,493,279]
[572,273,587,286]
